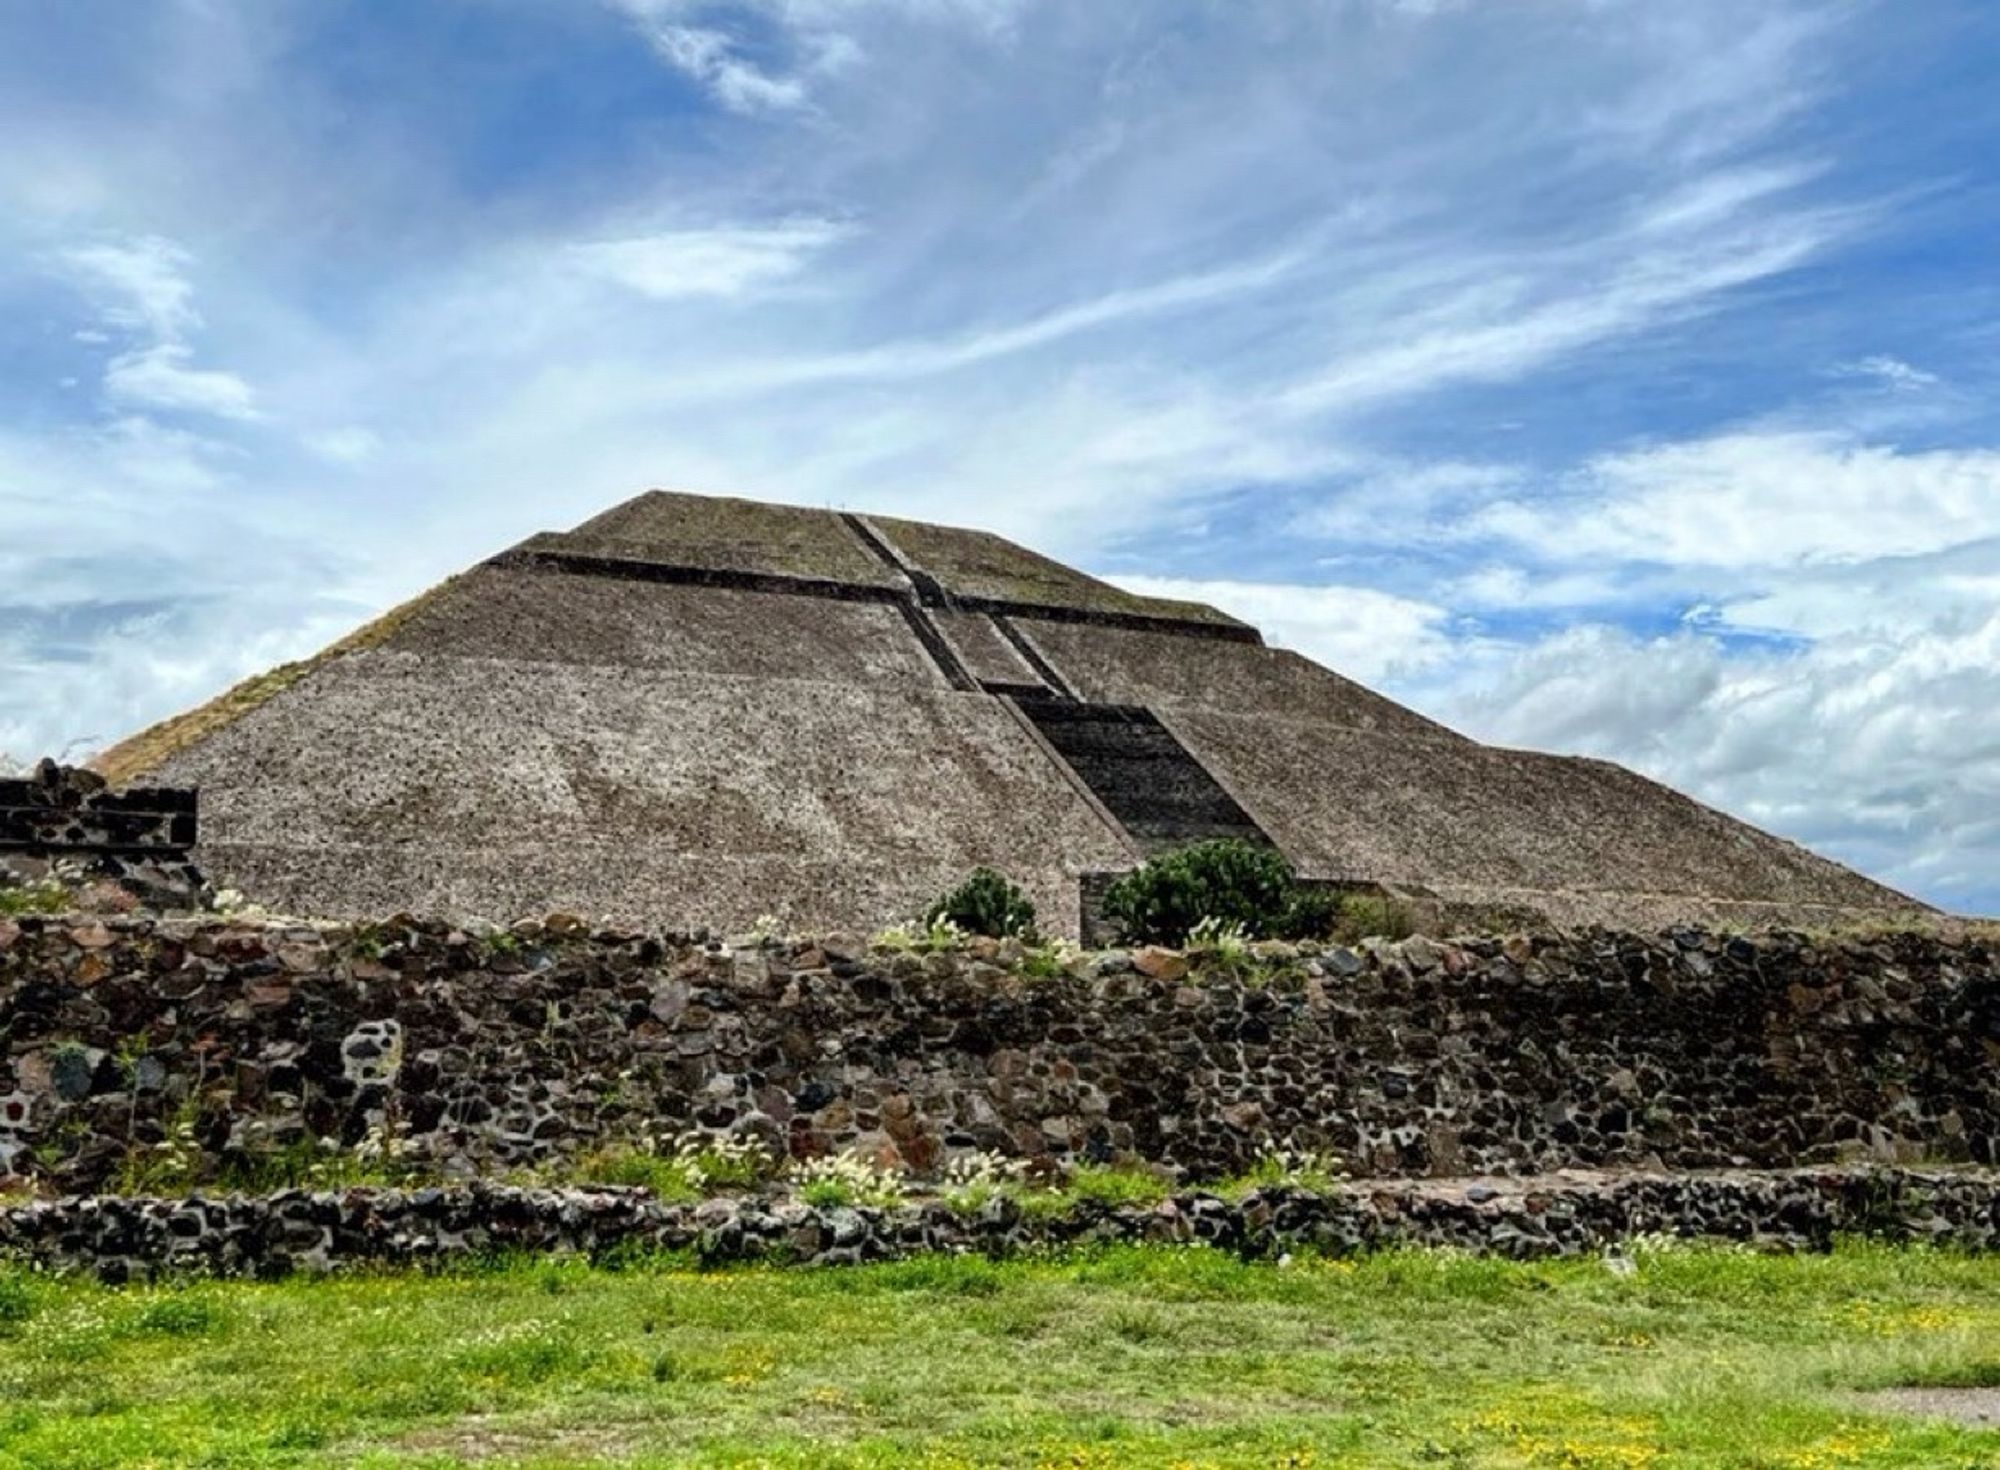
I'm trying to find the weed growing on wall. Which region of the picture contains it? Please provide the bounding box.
[115,1103,203,1195]
[871,915,967,953]
[114,1105,425,1197]
[1186,917,1254,976]
[1017,937,1083,979]
[573,1130,775,1201]
[0,880,69,917]
[939,1150,1030,1215]
[791,1151,908,1209]
[1222,1141,1348,1197]
[1014,1163,1173,1221]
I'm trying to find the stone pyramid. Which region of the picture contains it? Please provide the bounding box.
[93,490,1926,936]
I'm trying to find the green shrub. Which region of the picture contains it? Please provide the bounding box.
[1101,839,1298,945]
[923,867,1038,939]
[1275,888,1419,943]
[1277,885,1343,941]
[1101,844,1426,947]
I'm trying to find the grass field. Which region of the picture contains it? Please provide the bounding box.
[1,1243,1996,1469]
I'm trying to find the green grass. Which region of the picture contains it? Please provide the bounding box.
[0,1243,1996,1468]
[0,884,69,918]
[1015,1164,1170,1220]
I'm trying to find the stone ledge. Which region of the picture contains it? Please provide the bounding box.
[3,1167,1995,1281]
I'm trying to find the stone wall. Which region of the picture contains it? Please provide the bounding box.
[4,1168,1997,1281]
[0,761,204,910]
[3,914,1997,1191]
[0,761,194,855]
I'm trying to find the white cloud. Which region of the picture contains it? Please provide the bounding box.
[1477,431,2000,571]
[57,233,258,421]
[1292,460,1523,542]
[623,14,809,111]
[1833,355,1941,391]
[1444,563,1643,613]
[60,235,199,338]
[1112,574,1455,684]
[603,1,820,112]
[103,343,258,420]
[654,246,1309,394]
[1632,162,1829,237]
[1273,201,1856,420]
[1397,418,2000,911]
[603,0,1027,109]
[1578,8,1832,166]
[568,220,850,299]
[1427,617,2000,910]
[0,415,388,765]
[305,427,383,465]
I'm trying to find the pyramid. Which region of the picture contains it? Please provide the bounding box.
[93,490,1928,936]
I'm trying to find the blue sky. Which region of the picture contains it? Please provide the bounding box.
[4,0,2000,911]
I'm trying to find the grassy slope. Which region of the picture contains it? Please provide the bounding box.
[1,1245,1997,1469]
[87,577,459,788]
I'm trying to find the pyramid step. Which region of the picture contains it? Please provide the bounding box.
[1012,697,1273,854]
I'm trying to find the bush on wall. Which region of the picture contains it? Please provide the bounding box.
[1101,839,1297,945]
[1102,840,1418,946]
[924,867,1039,939]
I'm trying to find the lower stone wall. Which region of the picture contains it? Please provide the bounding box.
[2,914,1998,1191]
[3,1168,1995,1280]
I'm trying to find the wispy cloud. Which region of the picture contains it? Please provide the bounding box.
[1832,354,1941,391]
[608,4,811,112]
[304,427,383,466]
[657,245,1314,393]
[568,219,852,299]
[60,235,199,338]
[1273,197,1860,421]
[57,233,257,421]
[604,0,1028,110]
[102,343,258,420]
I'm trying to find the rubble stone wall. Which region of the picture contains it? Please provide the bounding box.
[4,1168,1997,1280]
[0,762,205,910]
[0,762,196,855]
[2,913,1997,1191]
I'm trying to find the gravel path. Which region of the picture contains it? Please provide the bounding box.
[1855,1388,2000,1427]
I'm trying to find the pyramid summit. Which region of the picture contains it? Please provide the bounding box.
[93,489,1926,936]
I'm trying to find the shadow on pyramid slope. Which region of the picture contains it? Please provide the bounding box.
[91,488,1930,937]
